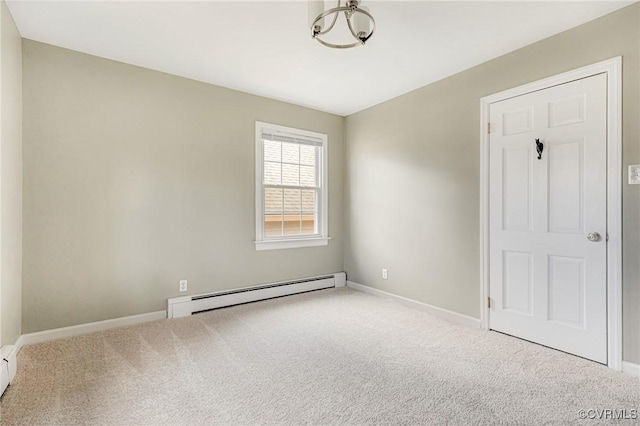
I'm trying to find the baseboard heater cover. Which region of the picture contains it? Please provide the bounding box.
[1,345,17,397]
[167,272,346,318]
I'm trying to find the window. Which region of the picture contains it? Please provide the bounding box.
[255,121,329,250]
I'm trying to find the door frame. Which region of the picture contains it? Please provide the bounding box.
[479,57,623,370]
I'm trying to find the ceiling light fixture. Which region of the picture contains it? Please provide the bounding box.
[308,0,375,49]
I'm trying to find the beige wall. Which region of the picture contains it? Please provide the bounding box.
[345,4,640,363]
[22,40,344,333]
[0,0,22,346]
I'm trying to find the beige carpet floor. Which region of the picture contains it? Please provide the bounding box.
[1,288,638,425]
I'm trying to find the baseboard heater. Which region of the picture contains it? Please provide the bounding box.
[1,345,17,397]
[167,272,346,319]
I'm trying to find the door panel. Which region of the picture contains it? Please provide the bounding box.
[489,73,607,363]
[502,147,532,231]
[548,255,585,328]
[548,95,586,128]
[548,138,584,233]
[502,251,533,315]
[502,107,534,135]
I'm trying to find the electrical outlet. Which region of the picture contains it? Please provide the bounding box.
[629,164,640,184]
[382,268,388,280]
[179,280,188,292]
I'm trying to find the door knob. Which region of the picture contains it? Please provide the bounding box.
[587,232,601,242]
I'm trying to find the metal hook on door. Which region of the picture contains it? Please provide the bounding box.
[535,138,544,160]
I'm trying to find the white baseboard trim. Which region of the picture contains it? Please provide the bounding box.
[346,281,481,328]
[14,335,24,352]
[622,361,640,378]
[18,311,167,348]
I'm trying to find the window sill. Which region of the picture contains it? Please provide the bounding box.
[255,237,331,251]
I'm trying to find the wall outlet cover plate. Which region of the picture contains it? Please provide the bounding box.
[629,165,640,185]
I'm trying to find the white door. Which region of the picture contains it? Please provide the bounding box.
[489,73,607,363]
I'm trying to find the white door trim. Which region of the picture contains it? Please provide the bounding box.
[479,57,622,370]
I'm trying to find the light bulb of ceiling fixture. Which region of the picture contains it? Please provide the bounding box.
[308,0,325,34]
[353,5,371,40]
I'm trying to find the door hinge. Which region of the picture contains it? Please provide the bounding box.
[487,122,491,134]
[487,297,491,308]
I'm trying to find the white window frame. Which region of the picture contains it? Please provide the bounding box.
[255,121,329,251]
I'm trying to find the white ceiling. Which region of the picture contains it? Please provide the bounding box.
[6,1,633,116]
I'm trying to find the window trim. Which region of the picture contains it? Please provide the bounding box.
[255,121,329,251]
